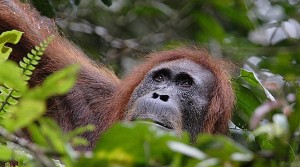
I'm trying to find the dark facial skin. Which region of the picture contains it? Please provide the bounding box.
[126,59,216,139]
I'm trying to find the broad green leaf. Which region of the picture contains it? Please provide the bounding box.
[38,64,79,95]
[233,69,276,130]
[1,99,46,132]
[0,61,27,91]
[0,30,23,63]
[239,69,275,101]
[233,84,262,129]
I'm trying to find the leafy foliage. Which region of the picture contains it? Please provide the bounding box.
[0,30,82,166]
[19,35,54,82]
[0,30,23,63]
[0,33,53,114]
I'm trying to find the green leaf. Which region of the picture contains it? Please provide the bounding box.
[30,60,39,65]
[1,99,46,132]
[233,84,262,129]
[30,118,74,167]
[30,49,37,55]
[0,30,23,63]
[255,133,274,150]
[27,53,34,59]
[24,70,33,76]
[22,57,30,64]
[232,68,275,130]
[38,118,66,153]
[23,75,31,81]
[0,86,10,95]
[27,123,48,147]
[7,97,18,105]
[19,61,27,68]
[34,55,41,60]
[42,64,79,92]
[11,91,22,98]
[0,61,27,91]
[35,45,41,51]
[239,69,275,101]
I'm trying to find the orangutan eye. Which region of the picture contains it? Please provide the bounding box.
[179,79,193,87]
[176,73,194,88]
[153,73,165,82]
[152,68,170,83]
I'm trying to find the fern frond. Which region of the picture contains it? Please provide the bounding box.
[0,85,18,112]
[0,35,54,113]
[19,35,54,82]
